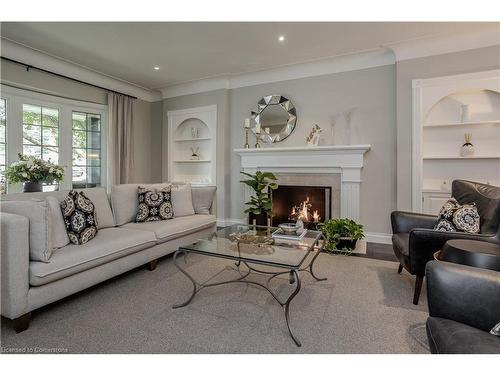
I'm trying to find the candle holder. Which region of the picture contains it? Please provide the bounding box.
[244,128,250,148]
[255,131,261,148]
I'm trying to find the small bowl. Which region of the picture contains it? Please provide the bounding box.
[279,223,299,235]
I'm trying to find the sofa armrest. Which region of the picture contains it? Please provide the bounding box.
[391,211,437,234]
[426,261,500,333]
[408,229,495,275]
[0,212,30,319]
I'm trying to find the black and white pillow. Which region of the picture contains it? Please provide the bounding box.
[135,185,174,222]
[434,198,480,234]
[60,191,98,245]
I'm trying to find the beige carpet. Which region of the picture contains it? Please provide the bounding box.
[1,253,429,353]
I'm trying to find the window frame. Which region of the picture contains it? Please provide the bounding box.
[1,85,107,193]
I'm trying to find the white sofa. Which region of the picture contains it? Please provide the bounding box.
[0,184,217,332]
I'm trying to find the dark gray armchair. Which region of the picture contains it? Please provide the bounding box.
[425,261,500,354]
[391,180,500,304]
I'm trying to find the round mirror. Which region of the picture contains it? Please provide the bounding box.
[251,95,297,143]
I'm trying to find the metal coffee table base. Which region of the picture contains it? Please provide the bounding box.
[172,249,326,347]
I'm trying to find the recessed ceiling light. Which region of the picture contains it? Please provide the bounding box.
[153,66,160,71]
[278,35,285,42]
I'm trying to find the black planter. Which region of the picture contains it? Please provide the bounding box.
[23,181,43,193]
[248,212,268,226]
[337,237,358,251]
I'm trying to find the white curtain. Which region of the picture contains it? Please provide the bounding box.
[107,93,134,186]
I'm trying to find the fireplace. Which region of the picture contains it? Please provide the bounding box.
[271,185,331,229]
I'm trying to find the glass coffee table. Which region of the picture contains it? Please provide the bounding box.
[172,224,327,347]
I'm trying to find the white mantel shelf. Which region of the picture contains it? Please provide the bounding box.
[234,144,371,222]
[234,145,371,154]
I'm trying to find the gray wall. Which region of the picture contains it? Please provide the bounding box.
[1,59,160,184]
[162,89,231,219]
[228,65,396,234]
[161,65,396,234]
[395,45,500,210]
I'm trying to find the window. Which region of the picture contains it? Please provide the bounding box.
[72,112,102,188]
[1,86,106,194]
[0,98,6,194]
[22,104,59,164]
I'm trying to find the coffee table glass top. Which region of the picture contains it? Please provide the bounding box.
[179,224,323,268]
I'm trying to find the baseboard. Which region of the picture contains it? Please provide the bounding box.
[364,232,392,244]
[218,219,392,245]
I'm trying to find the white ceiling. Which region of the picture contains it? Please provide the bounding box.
[0,22,496,90]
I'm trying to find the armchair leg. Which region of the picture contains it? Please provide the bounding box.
[13,312,31,333]
[147,259,158,271]
[413,276,424,305]
[397,264,403,274]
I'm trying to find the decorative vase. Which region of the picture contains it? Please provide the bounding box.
[460,104,471,123]
[23,181,43,192]
[460,133,474,157]
[249,212,268,227]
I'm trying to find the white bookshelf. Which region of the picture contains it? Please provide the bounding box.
[412,70,500,214]
[167,105,217,185]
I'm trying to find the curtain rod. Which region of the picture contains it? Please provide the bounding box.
[1,56,138,99]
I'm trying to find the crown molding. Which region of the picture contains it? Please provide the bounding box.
[0,38,162,102]
[387,25,500,62]
[161,49,395,99]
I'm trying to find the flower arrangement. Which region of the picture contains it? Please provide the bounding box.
[5,153,65,185]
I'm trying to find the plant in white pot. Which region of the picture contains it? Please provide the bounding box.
[5,153,65,192]
[318,218,364,255]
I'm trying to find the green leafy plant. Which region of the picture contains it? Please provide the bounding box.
[317,218,364,254]
[240,171,278,216]
[5,153,65,184]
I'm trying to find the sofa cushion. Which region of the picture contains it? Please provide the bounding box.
[111,184,139,226]
[392,233,409,256]
[171,184,195,217]
[29,227,157,286]
[80,187,115,229]
[434,198,480,234]
[0,200,52,262]
[136,185,174,222]
[122,214,216,243]
[47,196,70,249]
[192,186,216,214]
[61,191,98,245]
[426,316,500,354]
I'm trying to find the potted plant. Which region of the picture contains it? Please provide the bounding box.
[5,153,65,192]
[317,218,364,254]
[240,171,278,226]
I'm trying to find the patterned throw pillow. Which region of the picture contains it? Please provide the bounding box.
[434,198,480,234]
[60,191,98,245]
[135,185,174,222]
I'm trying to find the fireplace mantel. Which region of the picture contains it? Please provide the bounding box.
[234,144,371,221]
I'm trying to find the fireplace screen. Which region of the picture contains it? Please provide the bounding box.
[271,185,331,229]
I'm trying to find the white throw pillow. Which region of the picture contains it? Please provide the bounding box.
[192,186,216,214]
[171,184,195,217]
[46,196,70,249]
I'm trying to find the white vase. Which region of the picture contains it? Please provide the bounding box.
[460,105,471,123]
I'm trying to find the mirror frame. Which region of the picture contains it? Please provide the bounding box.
[251,95,297,143]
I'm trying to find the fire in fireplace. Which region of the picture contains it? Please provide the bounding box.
[271,185,331,229]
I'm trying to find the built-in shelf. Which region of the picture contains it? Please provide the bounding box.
[173,137,212,142]
[424,120,500,128]
[173,159,212,163]
[423,155,500,160]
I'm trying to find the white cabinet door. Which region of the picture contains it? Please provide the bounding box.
[422,193,450,215]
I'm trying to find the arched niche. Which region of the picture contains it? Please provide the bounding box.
[174,117,211,140]
[425,89,500,125]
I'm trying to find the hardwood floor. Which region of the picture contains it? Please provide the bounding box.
[355,242,397,262]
